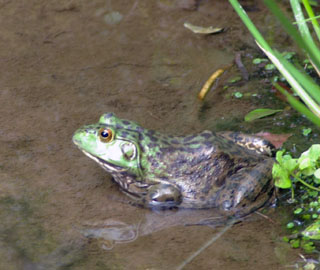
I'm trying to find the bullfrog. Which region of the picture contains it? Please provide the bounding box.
[73,113,275,217]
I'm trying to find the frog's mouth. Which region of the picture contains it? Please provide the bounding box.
[80,150,128,172]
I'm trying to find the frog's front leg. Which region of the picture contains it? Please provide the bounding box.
[144,183,182,209]
[218,131,275,156]
[217,158,274,217]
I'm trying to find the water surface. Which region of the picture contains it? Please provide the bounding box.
[0,1,299,269]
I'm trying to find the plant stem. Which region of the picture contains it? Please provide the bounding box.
[291,185,295,200]
[293,173,320,191]
[302,0,320,41]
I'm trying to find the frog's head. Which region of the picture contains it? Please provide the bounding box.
[73,113,143,177]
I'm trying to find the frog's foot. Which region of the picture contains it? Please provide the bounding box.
[144,183,182,209]
[218,131,275,157]
[217,158,274,217]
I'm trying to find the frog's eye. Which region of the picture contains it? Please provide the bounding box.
[99,128,114,143]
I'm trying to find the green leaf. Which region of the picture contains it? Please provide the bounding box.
[234,92,243,98]
[244,108,282,122]
[299,157,313,170]
[298,145,320,176]
[275,149,285,164]
[265,63,276,70]
[282,156,298,173]
[302,223,320,239]
[302,167,316,177]
[314,177,320,184]
[252,58,268,64]
[282,51,296,60]
[308,190,318,197]
[305,144,320,161]
[302,127,312,136]
[314,168,320,179]
[228,76,242,83]
[302,242,315,253]
[309,201,319,207]
[287,222,295,229]
[290,239,300,248]
[303,214,311,220]
[272,163,292,189]
[282,236,289,242]
[273,150,297,189]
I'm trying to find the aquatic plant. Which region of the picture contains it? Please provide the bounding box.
[229,0,320,127]
[273,144,320,195]
[272,144,320,254]
[230,1,320,258]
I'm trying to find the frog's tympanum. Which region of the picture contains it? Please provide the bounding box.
[73,113,275,217]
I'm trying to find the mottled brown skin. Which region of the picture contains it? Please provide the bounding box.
[140,131,274,217]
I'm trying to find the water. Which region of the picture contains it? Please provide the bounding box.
[0,1,300,269]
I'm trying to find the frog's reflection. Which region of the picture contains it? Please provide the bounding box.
[79,208,239,250]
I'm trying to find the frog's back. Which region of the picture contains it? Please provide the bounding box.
[142,130,269,208]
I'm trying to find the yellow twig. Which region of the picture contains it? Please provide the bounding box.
[198,65,231,100]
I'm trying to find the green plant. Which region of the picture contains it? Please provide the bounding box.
[229,0,320,126]
[273,144,320,196]
[273,145,320,252]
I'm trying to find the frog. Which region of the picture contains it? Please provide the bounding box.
[73,113,275,217]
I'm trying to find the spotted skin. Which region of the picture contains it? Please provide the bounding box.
[73,113,275,217]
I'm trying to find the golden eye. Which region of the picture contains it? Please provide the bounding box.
[99,128,113,142]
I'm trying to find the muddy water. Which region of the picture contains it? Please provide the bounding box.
[0,1,299,269]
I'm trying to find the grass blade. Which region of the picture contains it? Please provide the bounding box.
[230,0,320,125]
[273,51,320,104]
[263,0,320,70]
[291,0,314,44]
[259,45,320,117]
[274,83,320,126]
[302,0,320,41]
[228,0,272,51]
